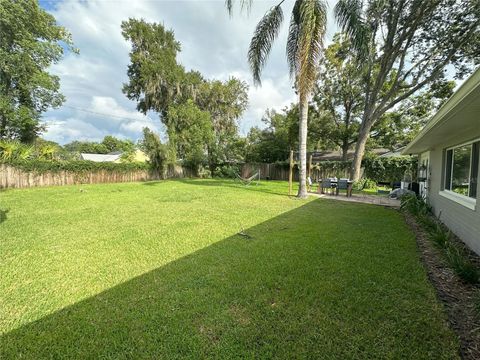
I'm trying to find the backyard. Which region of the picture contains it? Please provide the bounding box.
[0,179,459,358]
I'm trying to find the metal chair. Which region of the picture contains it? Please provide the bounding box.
[336,178,349,196]
[321,178,333,194]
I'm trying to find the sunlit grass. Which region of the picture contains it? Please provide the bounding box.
[0,179,458,358]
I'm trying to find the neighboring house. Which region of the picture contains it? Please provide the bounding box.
[403,67,480,254]
[80,153,122,163]
[80,150,149,163]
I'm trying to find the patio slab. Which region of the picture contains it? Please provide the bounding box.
[310,192,401,208]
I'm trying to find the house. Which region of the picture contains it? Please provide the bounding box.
[308,148,390,162]
[403,67,480,254]
[80,150,148,163]
[80,152,122,163]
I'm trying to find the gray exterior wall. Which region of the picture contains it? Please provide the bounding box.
[427,137,480,255]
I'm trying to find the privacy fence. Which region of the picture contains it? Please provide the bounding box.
[1,156,414,189]
[0,163,195,189]
[240,162,353,182]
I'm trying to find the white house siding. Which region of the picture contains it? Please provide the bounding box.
[427,143,480,255]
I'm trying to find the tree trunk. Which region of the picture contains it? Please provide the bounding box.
[297,94,309,198]
[341,141,349,162]
[350,121,373,181]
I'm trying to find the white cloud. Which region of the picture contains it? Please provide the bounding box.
[41,0,338,144]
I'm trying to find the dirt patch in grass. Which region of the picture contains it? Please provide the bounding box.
[405,214,480,359]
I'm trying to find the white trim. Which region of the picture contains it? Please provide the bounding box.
[445,137,480,151]
[403,67,480,155]
[439,190,476,210]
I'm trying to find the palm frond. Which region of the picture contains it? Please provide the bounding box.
[334,0,370,57]
[286,0,302,79]
[225,0,253,16]
[294,0,327,96]
[248,5,284,85]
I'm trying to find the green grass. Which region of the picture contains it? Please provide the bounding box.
[0,179,458,359]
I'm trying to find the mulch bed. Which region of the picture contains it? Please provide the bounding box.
[404,213,480,359]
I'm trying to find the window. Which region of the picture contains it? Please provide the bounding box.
[444,140,479,199]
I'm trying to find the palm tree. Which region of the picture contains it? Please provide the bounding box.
[227,0,327,198]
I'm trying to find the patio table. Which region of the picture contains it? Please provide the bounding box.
[318,179,354,197]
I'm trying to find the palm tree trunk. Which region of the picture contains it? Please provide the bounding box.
[297,94,309,198]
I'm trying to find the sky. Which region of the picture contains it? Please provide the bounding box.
[38,0,338,145]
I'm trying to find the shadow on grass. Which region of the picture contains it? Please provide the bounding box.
[0,208,9,224]
[144,178,293,197]
[1,200,457,359]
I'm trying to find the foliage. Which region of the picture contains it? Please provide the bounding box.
[363,155,417,184]
[401,194,479,284]
[227,0,328,198]
[313,34,363,160]
[335,0,480,179]
[400,193,431,217]
[212,164,241,178]
[371,83,455,150]
[2,159,149,174]
[445,242,480,285]
[64,136,135,155]
[0,0,76,142]
[1,179,459,358]
[196,78,248,171]
[139,127,168,174]
[167,100,213,171]
[352,178,377,191]
[122,19,248,173]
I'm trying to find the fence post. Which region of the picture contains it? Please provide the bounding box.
[289,150,294,196]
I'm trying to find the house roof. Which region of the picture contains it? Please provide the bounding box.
[80,153,122,162]
[305,148,390,162]
[403,67,480,155]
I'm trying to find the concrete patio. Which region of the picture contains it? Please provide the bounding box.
[310,192,401,208]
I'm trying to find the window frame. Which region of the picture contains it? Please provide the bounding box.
[440,138,479,210]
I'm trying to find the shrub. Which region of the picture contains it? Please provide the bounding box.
[429,223,450,249]
[352,178,377,191]
[400,194,431,216]
[401,193,479,285]
[214,164,240,178]
[363,155,417,184]
[2,159,150,174]
[444,243,480,284]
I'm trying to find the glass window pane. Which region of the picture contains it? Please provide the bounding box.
[470,142,479,198]
[445,149,453,190]
[452,144,472,196]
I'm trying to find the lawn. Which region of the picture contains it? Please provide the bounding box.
[0,179,458,359]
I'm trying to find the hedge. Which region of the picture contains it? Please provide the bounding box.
[363,155,417,184]
[1,160,151,174]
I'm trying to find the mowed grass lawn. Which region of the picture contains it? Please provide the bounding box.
[0,179,458,359]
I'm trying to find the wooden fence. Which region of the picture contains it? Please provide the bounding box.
[1,162,359,189]
[240,163,354,181]
[0,164,195,189]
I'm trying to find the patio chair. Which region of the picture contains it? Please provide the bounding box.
[336,178,349,196]
[321,178,333,195]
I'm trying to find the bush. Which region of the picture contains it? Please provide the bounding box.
[2,159,150,174]
[429,223,450,249]
[363,155,417,184]
[400,194,431,216]
[401,193,479,285]
[352,178,377,191]
[445,243,480,284]
[213,164,240,178]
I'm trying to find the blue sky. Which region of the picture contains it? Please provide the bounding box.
[38,0,338,144]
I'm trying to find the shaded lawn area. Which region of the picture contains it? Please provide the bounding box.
[0,179,458,358]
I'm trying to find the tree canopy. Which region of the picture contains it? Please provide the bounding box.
[0,0,76,142]
[335,0,480,179]
[122,18,249,173]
